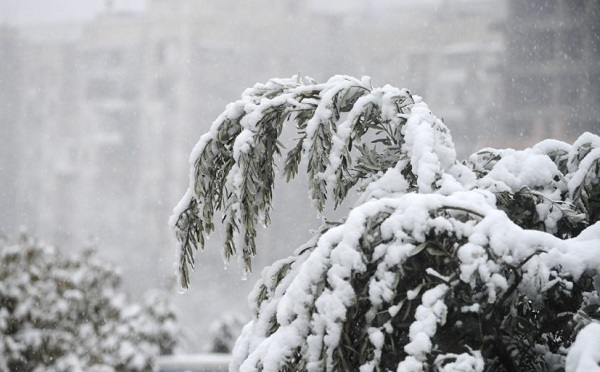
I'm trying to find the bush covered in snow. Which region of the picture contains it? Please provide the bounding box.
[172,76,600,371]
[0,233,178,371]
[208,311,248,353]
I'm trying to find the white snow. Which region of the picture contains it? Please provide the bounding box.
[173,75,600,372]
[0,237,178,371]
[434,351,485,372]
[565,322,600,372]
[478,148,564,197]
[568,148,600,198]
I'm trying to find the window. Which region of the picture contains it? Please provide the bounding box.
[560,74,582,104]
[530,30,555,62]
[156,41,168,65]
[591,73,600,106]
[566,0,586,17]
[513,0,556,17]
[509,29,555,63]
[562,29,583,60]
[591,24,600,57]
[86,78,116,99]
[509,75,553,106]
[108,49,123,68]
[154,77,174,100]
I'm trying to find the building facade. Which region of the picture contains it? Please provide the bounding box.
[503,0,600,146]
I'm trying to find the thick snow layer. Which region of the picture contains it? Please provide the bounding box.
[403,102,457,193]
[403,284,448,360]
[231,190,600,371]
[566,322,600,372]
[479,149,563,196]
[434,351,485,372]
[568,148,600,198]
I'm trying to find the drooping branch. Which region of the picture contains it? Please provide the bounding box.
[170,76,439,288]
[170,74,600,371]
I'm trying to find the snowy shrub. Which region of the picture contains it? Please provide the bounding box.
[171,76,600,371]
[0,233,178,371]
[208,311,248,353]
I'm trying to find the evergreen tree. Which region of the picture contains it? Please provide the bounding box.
[0,233,178,371]
[171,75,600,371]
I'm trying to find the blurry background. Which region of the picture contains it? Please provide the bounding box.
[0,0,598,351]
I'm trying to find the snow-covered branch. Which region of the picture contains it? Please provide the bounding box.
[172,75,600,371]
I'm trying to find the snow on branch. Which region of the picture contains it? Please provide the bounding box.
[172,75,600,371]
[231,192,600,371]
[170,75,456,289]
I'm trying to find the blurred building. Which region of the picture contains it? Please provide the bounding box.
[290,0,507,156]
[10,24,83,244]
[502,0,600,146]
[13,0,589,351]
[0,26,22,235]
[394,2,506,155]
[0,25,22,234]
[76,11,150,280]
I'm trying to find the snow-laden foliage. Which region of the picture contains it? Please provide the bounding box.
[170,75,414,285]
[171,76,600,371]
[0,233,178,371]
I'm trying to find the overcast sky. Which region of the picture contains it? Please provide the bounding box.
[0,0,146,25]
